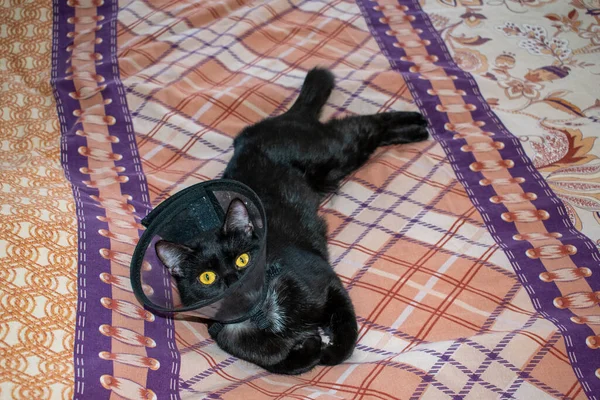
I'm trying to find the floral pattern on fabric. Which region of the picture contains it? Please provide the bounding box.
[425,0,600,240]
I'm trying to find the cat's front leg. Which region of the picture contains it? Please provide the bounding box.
[263,334,323,375]
[320,286,358,366]
[214,323,321,374]
[213,325,287,364]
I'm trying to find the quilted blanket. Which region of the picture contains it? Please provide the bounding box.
[2,0,600,399]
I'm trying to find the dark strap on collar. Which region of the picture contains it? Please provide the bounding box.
[208,263,282,338]
[208,321,224,338]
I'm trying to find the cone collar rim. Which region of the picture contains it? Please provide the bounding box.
[130,179,268,315]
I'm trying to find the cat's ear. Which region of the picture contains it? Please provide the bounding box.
[223,199,253,236]
[155,240,192,277]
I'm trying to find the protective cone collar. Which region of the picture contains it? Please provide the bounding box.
[130,179,269,323]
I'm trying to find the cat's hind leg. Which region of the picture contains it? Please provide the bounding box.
[373,111,429,145]
[313,111,429,191]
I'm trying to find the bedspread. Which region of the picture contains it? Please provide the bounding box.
[1,0,600,399]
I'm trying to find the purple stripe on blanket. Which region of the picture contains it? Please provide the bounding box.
[50,0,180,398]
[355,0,600,398]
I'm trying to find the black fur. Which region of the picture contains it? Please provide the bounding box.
[156,68,428,375]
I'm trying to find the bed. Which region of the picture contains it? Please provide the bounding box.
[1,0,599,398]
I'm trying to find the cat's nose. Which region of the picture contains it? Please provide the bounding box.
[223,273,237,287]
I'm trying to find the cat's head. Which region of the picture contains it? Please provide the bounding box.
[155,199,261,306]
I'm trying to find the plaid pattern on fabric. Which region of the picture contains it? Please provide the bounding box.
[115,1,590,398]
[358,0,600,397]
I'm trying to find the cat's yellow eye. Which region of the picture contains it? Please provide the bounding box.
[235,253,250,268]
[199,271,216,285]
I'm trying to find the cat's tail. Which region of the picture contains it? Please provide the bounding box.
[320,285,358,366]
[287,68,334,119]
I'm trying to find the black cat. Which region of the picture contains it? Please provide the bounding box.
[155,68,428,375]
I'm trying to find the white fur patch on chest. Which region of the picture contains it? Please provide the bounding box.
[264,285,286,333]
[222,281,287,336]
[222,320,252,338]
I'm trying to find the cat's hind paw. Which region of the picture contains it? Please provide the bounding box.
[381,124,429,146]
[375,111,430,146]
[377,111,428,127]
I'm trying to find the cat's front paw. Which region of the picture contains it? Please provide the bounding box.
[320,344,343,366]
[293,335,322,354]
[265,335,323,375]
